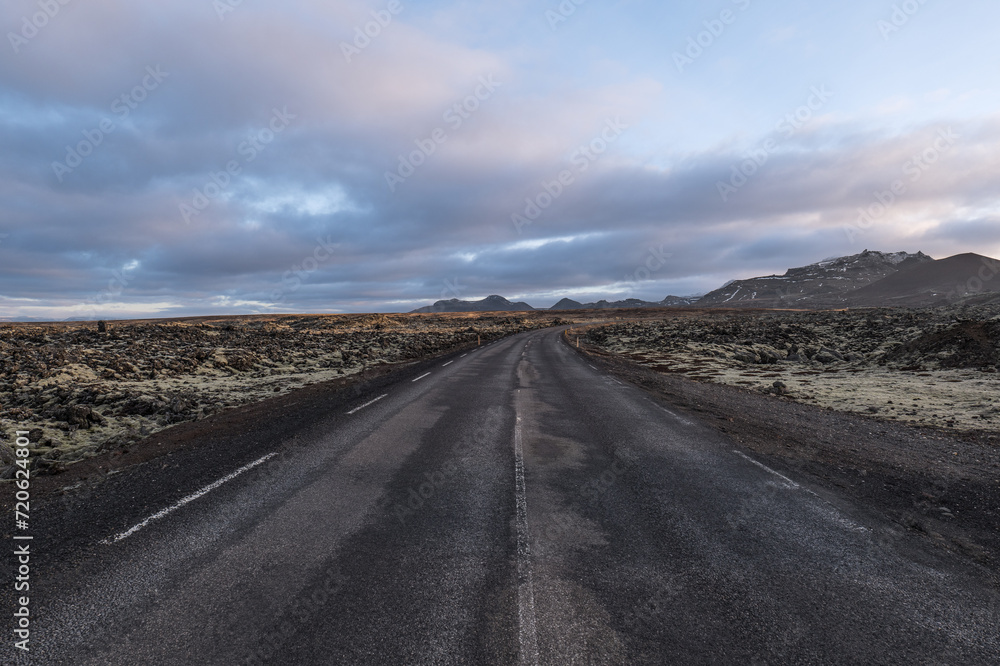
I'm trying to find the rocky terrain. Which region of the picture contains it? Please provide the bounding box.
[582,305,1000,434]
[0,311,578,476]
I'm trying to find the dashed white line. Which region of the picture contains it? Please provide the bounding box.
[732,451,869,531]
[347,393,388,415]
[460,354,467,358]
[733,450,799,489]
[442,361,454,367]
[659,406,695,427]
[513,414,539,666]
[588,364,597,370]
[412,372,431,382]
[101,452,278,545]
[811,502,870,533]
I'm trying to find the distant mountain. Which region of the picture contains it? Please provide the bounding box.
[563,298,652,310]
[411,294,535,313]
[549,296,699,310]
[696,250,934,308]
[549,298,584,310]
[846,253,1000,307]
[659,295,701,307]
[408,250,994,314]
[412,293,701,313]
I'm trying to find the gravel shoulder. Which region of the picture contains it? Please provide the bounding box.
[566,326,1000,586]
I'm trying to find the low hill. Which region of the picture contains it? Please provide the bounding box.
[411,295,535,313]
[550,298,584,310]
[660,295,700,307]
[564,298,656,310]
[550,296,699,310]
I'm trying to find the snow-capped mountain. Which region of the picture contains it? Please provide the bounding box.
[696,250,934,308]
[407,249,999,313]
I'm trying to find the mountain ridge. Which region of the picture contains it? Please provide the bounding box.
[410,295,535,313]
[846,252,1000,307]
[696,250,934,308]
[407,250,1000,312]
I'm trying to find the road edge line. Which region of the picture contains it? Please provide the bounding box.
[100,452,278,545]
[346,393,388,415]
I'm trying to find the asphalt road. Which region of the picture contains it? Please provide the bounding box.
[8,327,999,664]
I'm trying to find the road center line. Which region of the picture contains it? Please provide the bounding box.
[442,361,454,367]
[412,372,431,382]
[101,452,278,545]
[460,353,467,357]
[733,450,799,489]
[513,412,540,665]
[346,393,388,415]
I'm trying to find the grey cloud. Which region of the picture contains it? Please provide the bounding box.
[2,2,999,318]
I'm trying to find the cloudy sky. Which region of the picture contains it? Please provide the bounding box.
[2,0,999,319]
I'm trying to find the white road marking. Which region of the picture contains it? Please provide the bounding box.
[513,414,539,666]
[460,354,467,358]
[659,406,695,427]
[101,452,278,545]
[346,393,388,415]
[812,503,870,533]
[412,372,432,382]
[732,451,869,532]
[588,364,597,370]
[442,361,454,367]
[733,450,799,489]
